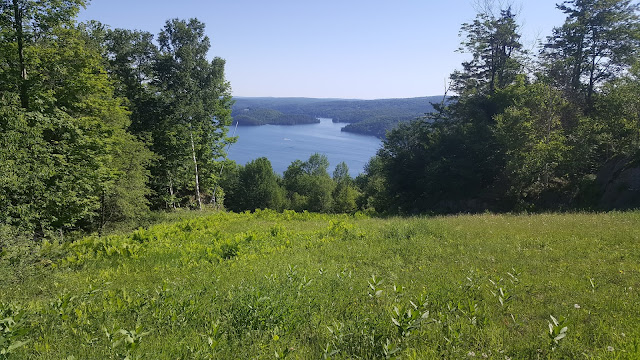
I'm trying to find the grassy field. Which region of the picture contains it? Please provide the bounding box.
[1,210,639,359]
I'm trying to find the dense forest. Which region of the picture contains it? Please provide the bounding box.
[2,0,640,242]
[0,1,234,237]
[362,0,640,214]
[232,96,441,137]
[231,107,320,126]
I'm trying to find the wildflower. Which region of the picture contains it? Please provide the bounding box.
[467,351,476,357]
[574,303,581,309]
[607,346,614,352]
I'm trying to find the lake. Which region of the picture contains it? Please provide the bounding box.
[227,118,382,177]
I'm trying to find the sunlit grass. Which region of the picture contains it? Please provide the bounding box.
[1,210,639,358]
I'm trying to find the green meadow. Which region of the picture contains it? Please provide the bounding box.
[1,210,639,359]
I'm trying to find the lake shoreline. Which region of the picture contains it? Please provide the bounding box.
[227,118,382,177]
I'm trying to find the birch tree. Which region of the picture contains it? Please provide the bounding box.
[154,18,233,209]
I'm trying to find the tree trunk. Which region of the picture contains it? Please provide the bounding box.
[190,128,203,210]
[568,29,585,100]
[12,0,28,109]
[586,40,598,111]
[168,172,175,209]
[99,191,105,239]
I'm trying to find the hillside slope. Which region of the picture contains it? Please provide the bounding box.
[1,211,639,358]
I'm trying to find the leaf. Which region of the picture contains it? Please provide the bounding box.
[554,332,566,342]
[7,340,30,351]
[391,317,401,327]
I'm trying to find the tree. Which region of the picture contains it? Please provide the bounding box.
[356,156,390,212]
[332,162,360,213]
[494,77,571,207]
[592,64,640,157]
[102,27,160,135]
[302,153,331,177]
[231,158,286,212]
[451,6,524,96]
[364,4,525,214]
[542,0,640,108]
[283,154,335,212]
[0,1,152,235]
[0,0,87,109]
[98,132,154,235]
[570,63,640,177]
[153,18,234,210]
[332,162,350,183]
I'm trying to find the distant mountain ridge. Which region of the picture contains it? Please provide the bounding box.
[231,96,444,137]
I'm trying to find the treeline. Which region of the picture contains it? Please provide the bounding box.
[340,115,419,138]
[221,0,640,215]
[231,108,319,125]
[3,0,639,241]
[232,96,441,137]
[220,154,361,214]
[361,0,640,213]
[0,1,233,237]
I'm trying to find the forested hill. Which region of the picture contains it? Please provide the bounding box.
[231,96,443,137]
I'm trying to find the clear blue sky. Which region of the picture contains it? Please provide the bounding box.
[79,0,566,99]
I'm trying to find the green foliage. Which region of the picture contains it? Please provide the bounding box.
[0,303,30,359]
[146,18,234,209]
[0,2,154,234]
[495,78,572,206]
[587,64,640,160]
[542,0,640,107]
[451,6,524,96]
[332,162,360,213]
[226,158,287,212]
[232,108,319,126]
[361,1,640,213]
[0,107,100,232]
[282,154,335,212]
[548,315,568,349]
[99,133,154,231]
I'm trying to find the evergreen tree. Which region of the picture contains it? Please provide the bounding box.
[451,6,524,96]
[542,0,640,109]
[370,5,524,214]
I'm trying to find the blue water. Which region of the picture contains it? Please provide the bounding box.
[227,118,382,177]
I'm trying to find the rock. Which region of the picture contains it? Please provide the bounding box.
[597,155,640,210]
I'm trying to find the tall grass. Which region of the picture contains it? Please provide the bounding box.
[1,210,638,358]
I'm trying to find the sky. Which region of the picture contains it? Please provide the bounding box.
[78,0,567,99]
